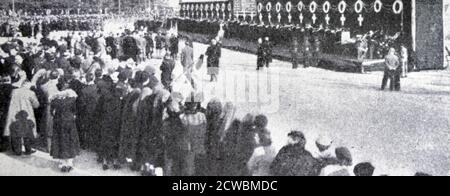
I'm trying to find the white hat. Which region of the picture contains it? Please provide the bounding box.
[316,135,333,147]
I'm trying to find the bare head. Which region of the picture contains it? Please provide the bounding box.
[258,38,263,44]
[389,47,396,55]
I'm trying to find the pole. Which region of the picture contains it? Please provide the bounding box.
[118,0,121,14]
[12,0,15,15]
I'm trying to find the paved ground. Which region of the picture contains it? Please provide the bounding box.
[191,43,450,176]
[1,35,450,176]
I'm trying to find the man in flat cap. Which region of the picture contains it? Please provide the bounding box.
[270,130,320,176]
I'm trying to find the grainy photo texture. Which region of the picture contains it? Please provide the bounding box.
[0,0,449,177]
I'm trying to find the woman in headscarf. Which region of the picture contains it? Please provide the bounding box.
[135,83,170,176]
[96,76,123,170]
[50,76,79,173]
[205,98,223,176]
[247,115,276,176]
[162,95,186,176]
[117,79,141,167]
[220,119,242,176]
[235,114,258,176]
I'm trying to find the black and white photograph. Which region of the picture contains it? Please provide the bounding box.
[0,0,449,179]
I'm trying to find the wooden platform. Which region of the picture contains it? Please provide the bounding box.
[318,54,385,73]
[179,31,385,73]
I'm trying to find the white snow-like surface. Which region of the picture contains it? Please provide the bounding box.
[2,33,450,176]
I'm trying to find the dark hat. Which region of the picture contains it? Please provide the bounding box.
[71,57,82,69]
[335,147,353,166]
[258,131,272,147]
[74,49,82,56]
[57,45,67,54]
[134,70,150,85]
[414,172,432,177]
[49,70,60,80]
[288,130,305,140]
[353,162,375,176]
[45,52,56,61]
[118,70,129,82]
[254,115,268,128]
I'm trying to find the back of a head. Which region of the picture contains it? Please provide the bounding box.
[254,114,268,128]
[118,70,128,82]
[288,130,306,147]
[414,172,432,176]
[242,113,255,126]
[353,162,375,176]
[49,70,60,80]
[94,68,103,78]
[0,75,11,84]
[207,98,223,116]
[56,75,70,91]
[335,147,353,166]
[85,72,95,83]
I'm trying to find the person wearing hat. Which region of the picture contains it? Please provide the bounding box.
[161,92,186,176]
[70,53,83,70]
[262,37,273,68]
[155,31,165,58]
[256,38,266,71]
[0,75,15,152]
[168,33,179,59]
[122,31,139,62]
[270,130,320,176]
[381,48,400,91]
[310,134,335,159]
[180,38,194,74]
[143,65,160,91]
[204,98,223,176]
[205,38,221,82]
[353,162,375,176]
[77,72,100,151]
[3,45,19,71]
[144,32,154,59]
[43,52,58,71]
[96,75,122,170]
[39,70,60,151]
[179,98,207,176]
[50,77,80,173]
[248,115,277,176]
[234,114,258,176]
[160,53,175,92]
[10,63,27,88]
[319,147,353,176]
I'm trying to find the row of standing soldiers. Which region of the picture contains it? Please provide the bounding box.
[1,16,103,37]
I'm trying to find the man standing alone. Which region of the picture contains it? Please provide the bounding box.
[381,48,400,91]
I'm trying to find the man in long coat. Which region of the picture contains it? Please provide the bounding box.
[270,131,321,176]
[4,83,40,155]
[96,76,123,169]
[205,39,221,82]
[0,76,15,152]
[256,38,266,70]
